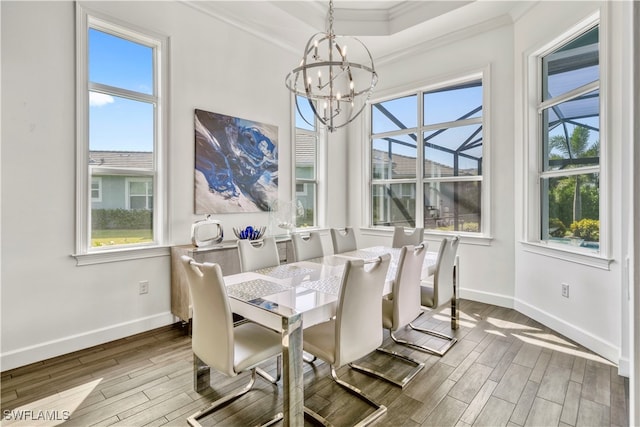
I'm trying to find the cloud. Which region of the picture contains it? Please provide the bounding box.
[90,92,115,107]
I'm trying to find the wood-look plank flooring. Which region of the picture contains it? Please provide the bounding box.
[1,300,629,426]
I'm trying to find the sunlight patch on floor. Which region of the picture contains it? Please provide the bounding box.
[512,334,614,365]
[485,317,541,331]
[1,378,102,426]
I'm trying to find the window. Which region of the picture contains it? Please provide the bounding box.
[536,24,600,252]
[294,96,319,227]
[91,177,102,202]
[126,178,153,210]
[370,77,484,234]
[76,8,166,255]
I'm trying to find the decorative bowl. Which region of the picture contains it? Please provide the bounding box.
[233,226,266,240]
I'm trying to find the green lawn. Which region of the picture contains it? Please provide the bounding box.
[92,229,153,247]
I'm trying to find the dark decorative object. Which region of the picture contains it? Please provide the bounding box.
[233,226,266,241]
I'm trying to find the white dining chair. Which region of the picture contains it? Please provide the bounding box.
[391,226,424,248]
[412,236,460,356]
[237,236,280,272]
[350,243,427,387]
[291,231,324,261]
[303,254,391,426]
[330,227,357,253]
[180,255,283,427]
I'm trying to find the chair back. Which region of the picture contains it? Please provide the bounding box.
[330,227,357,254]
[237,236,280,272]
[391,227,424,248]
[433,236,460,307]
[180,255,235,376]
[334,254,391,367]
[392,243,428,329]
[291,231,324,262]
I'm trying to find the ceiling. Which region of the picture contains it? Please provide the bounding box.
[186,1,536,62]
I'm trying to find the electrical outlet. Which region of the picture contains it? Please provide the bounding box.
[561,283,569,298]
[139,280,149,295]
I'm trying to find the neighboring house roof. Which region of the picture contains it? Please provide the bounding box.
[372,149,479,178]
[90,151,153,169]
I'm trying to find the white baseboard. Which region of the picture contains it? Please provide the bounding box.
[514,298,621,368]
[618,357,630,377]
[460,287,514,308]
[1,312,175,372]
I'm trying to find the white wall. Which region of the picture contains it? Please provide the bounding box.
[0,0,299,370]
[347,21,517,309]
[513,1,632,368]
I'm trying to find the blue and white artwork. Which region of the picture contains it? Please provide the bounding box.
[194,109,278,213]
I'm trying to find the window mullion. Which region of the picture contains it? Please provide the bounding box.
[89,82,157,104]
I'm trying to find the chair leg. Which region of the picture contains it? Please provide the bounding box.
[194,354,210,393]
[256,355,282,384]
[349,346,424,388]
[188,358,283,427]
[404,312,458,357]
[304,366,387,426]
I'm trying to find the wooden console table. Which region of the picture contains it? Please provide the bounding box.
[170,236,294,323]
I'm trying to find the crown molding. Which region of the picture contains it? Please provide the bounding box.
[376,13,514,66]
[180,0,302,56]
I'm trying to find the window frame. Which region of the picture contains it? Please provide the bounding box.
[523,12,611,266]
[292,95,327,229]
[367,71,490,238]
[74,4,168,264]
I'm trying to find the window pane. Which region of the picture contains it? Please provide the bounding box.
[89,94,154,153]
[371,183,416,227]
[423,181,481,232]
[89,28,153,95]
[295,96,316,131]
[542,26,598,101]
[295,183,316,227]
[542,92,599,171]
[424,125,483,177]
[424,80,482,126]
[372,95,417,134]
[541,173,599,250]
[295,129,316,179]
[371,134,417,179]
[91,174,153,247]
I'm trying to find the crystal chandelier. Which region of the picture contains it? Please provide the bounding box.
[285,0,378,132]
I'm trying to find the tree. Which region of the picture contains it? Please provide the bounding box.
[548,126,599,223]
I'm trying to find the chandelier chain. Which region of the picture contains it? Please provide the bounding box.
[328,0,334,35]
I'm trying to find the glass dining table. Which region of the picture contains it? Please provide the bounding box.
[222,246,438,426]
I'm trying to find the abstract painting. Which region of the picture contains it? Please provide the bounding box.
[194,109,278,213]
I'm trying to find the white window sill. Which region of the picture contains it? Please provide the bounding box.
[72,245,170,266]
[520,241,612,270]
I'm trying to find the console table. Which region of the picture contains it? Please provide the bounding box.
[170,236,294,323]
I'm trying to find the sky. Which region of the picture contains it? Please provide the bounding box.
[89,28,154,152]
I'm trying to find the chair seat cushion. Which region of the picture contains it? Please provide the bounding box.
[234,322,282,373]
[302,320,336,365]
[420,281,435,308]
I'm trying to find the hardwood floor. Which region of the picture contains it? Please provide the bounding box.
[1,300,629,426]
